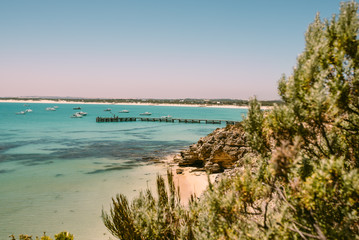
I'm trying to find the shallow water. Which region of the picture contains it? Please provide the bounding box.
[0,102,246,239]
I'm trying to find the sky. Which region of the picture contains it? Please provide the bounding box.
[0,0,349,100]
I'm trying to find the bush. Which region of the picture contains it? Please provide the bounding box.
[103,1,359,239]
[9,232,74,240]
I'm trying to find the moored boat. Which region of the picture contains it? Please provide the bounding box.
[119,110,129,113]
[71,112,83,118]
[78,111,87,116]
[140,112,152,115]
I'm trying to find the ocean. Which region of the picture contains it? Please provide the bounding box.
[0,102,246,239]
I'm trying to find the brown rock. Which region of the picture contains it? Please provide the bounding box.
[205,162,222,173]
[177,124,248,171]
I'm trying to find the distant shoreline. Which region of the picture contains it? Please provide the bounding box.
[0,99,274,110]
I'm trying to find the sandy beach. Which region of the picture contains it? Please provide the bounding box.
[173,167,217,203]
[159,155,218,204]
[0,99,273,110]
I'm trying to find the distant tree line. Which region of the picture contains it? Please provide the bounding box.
[0,97,282,107]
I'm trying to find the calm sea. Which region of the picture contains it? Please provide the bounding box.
[0,102,246,239]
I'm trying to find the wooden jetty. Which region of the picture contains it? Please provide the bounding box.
[96,116,239,125]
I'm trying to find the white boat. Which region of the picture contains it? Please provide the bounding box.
[140,112,152,115]
[78,111,87,116]
[104,108,112,111]
[71,113,83,118]
[53,106,59,109]
[119,110,129,113]
[46,107,56,111]
[161,115,172,119]
[25,109,32,113]
[16,111,26,115]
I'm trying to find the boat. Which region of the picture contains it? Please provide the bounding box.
[140,112,152,115]
[46,107,56,111]
[16,111,26,115]
[71,112,83,118]
[161,115,172,119]
[119,110,129,113]
[53,106,59,109]
[73,107,81,110]
[104,108,112,111]
[77,111,87,116]
[25,109,33,113]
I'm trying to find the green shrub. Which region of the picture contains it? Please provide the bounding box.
[9,232,74,240]
[103,1,359,239]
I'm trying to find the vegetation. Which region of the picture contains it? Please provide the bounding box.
[9,232,73,240]
[102,171,195,239]
[102,1,359,239]
[0,97,282,107]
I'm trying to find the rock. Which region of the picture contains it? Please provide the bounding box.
[176,168,184,174]
[176,124,248,171]
[189,144,198,151]
[205,162,222,173]
[173,154,182,163]
[217,132,227,139]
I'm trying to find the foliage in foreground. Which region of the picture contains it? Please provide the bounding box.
[9,232,74,240]
[103,1,359,239]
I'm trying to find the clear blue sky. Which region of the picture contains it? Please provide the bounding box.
[0,0,347,100]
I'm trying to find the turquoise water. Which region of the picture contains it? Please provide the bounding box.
[0,102,246,239]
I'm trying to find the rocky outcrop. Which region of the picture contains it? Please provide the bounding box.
[176,124,249,173]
